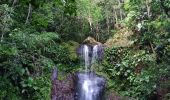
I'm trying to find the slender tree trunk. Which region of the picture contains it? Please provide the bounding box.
[120,9,123,21]
[117,0,123,20]
[1,32,4,42]
[1,25,6,42]
[104,0,110,33]
[146,0,151,18]
[95,23,100,41]
[81,19,84,42]
[25,3,32,24]
[88,16,93,31]
[12,0,17,7]
[88,1,93,32]
[113,8,118,24]
[106,14,110,34]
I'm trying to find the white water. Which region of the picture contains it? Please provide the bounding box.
[78,73,104,100]
[83,45,90,72]
[91,45,98,65]
[77,45,104,100]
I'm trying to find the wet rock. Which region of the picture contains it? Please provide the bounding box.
[51,67,57,81]
[51,70,76,100]
[76,44,104,63]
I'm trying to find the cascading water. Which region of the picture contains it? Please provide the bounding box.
[92,45,98,64]
[83,45,90,72]
[91,45,99,71]
[75,44,105,100]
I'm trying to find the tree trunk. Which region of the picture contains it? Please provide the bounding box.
[106,14,110,34]
[88,16,93,31]
[145,0,151,18]
[95,23,100,41]
[12,0,17,7]
[1,25,6,42]
[1,32,4,42]
[25,3,32,24]
[117,0,123,20]
[113,8,118,24]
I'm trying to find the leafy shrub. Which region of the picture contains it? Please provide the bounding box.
[0,76,21,100]
[102,47,159,99]
[0,28,79,99]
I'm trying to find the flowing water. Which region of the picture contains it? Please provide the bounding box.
[75,45,105,100]
[83,45,90,72]
[91,45,98,64]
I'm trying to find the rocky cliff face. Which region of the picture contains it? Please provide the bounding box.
[51,68,75,100]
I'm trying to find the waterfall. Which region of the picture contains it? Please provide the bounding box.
[75,44,105,100]
[92,45,98,64]
[91,45,99,71]
[83,45,90,72]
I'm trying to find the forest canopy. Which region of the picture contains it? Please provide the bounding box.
[0,0,170,100]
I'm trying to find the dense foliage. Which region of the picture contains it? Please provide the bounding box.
[102,0,170,99]
[0,0,170,100]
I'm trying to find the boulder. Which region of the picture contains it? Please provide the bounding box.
[83,36,102,46]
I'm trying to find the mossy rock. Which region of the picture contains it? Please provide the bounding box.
[104,28,134,48]
[83,36,102,46]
